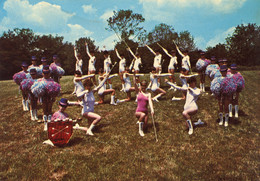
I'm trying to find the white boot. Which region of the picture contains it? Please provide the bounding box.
[43,115,48,131]
[152,94,161,102]
[87,124,95,136]
[120,84,125,92]
[172,97,182,101]
[202,83,205,92]
[200,83,203,91]
[229,104,233,117]
[34,110,38,120]
[137,83,141,88]
[187,119,193,135]
[116,99,126,104]
[48,115,52,121]
[234,105,239,118]
[110,95,117,105]
[109,84,112,89]
[219,113,223,125]
[224,113,229,127]
[22,99,26,111]
[138,122,144,137]
[73,123,88,131]
[30,110,35,121]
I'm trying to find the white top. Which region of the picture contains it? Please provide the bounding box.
[179,73,188,88]
[73,77,84,96]
[82,91,95,113]
[176,46,191,71]
[86,45,96,71]
[153,54,162,68]
[104,56,112,73]
[74,49,83,73]
[169,56,177,69]
[116,49,126,71]
[97,75,106,95]
[133,58,142,71]
[150,73,159,90]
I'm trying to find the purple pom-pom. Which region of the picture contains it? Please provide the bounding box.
[196,59,211,71]
[20,78,35,92]
[46,81,61,97]
[206,64,219,76]
[230,72,245,92]
[221,76,237,95]
[210,77,224,96]
[13,71,27,85]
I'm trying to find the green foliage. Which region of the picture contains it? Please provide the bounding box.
[225,23,260,65]
[206,43,228,59]
[106,9,145,41]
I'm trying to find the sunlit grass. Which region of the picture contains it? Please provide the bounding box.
[0,71,259,180]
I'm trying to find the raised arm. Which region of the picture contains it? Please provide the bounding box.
[165,80,187,91]
[156,73,172,77]
[181,73,198,78]
[74,46,80,61]
[85,43,92,58]
[145,44,156,55]
[115,48,122,60]
[175,45,185,57]
[77,89,89,98]
[162,48,172,58]
[74,74,95,82]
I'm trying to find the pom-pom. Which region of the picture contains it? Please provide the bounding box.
[196,59,211,71]
[20,78,35,92]
[210,77,224,96]
[46,81,61,97]
[205,64,219,76]
[221,76,237,95]
[50,64,64,76]
[230,72,245,92]
[13,71,27,85]
[31,80,47,97]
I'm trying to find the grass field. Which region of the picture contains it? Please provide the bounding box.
[0,71,259,180]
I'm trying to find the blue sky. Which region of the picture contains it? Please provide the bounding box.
[0,0,259,50]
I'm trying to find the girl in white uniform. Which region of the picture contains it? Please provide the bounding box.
[77,74,109,136]
[128,47,142,86]
[172,68,198,100]
[166,77,201,135]
[145,44,162,73]
[175,44,191,73]
[73,71,95,100]
[103,50,113,89]
[115,48,126,91]
[96,68,117,105]
[73,46,83,75]
[160,47,178,89]
[85,43,96,85]
[117,67,144,103]
[148,67,170,102]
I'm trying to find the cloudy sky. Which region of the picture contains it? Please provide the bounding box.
[0,0,259,50]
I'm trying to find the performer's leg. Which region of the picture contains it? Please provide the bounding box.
[83,112,102,135]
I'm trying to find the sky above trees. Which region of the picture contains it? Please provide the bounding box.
[0,0,259,50]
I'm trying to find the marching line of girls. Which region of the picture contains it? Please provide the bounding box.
[13,43,245,136]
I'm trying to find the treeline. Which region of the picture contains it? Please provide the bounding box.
[0,9,259,80]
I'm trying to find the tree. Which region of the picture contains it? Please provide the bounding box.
[145,23,178,45]
[225,23,260,65]
[175,30,197,52]
[106,9,145,42]
[206,43,228,59]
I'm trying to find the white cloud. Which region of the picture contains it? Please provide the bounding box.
[96,34,118,50]
[1,0,74,32]
[100,10,115,22]
[206,27,235,48]
[82,4,97,14]
[63,24,93,43]
[139,0,247,14]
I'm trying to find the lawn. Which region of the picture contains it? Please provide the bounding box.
[0,71,259,180]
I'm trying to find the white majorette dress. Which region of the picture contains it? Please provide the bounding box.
[146,45,162,69]
[115,49,126,73]
[97,75,106,95]
[74,49,83,74]
[128,48,142,72]
[167,82,201,111]
[86,44,96,73]
[168,56,177,70]
[150,73,159,92]
[104,55,112,74]
[176,46,191,71]
[123,73,132,92]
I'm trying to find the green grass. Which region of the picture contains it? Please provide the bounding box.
[0,71,259,180]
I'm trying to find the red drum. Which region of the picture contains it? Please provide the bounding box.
[47,119,73,146]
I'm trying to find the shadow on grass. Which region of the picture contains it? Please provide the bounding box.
[66,137,84,147]
[229,118,241,125]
